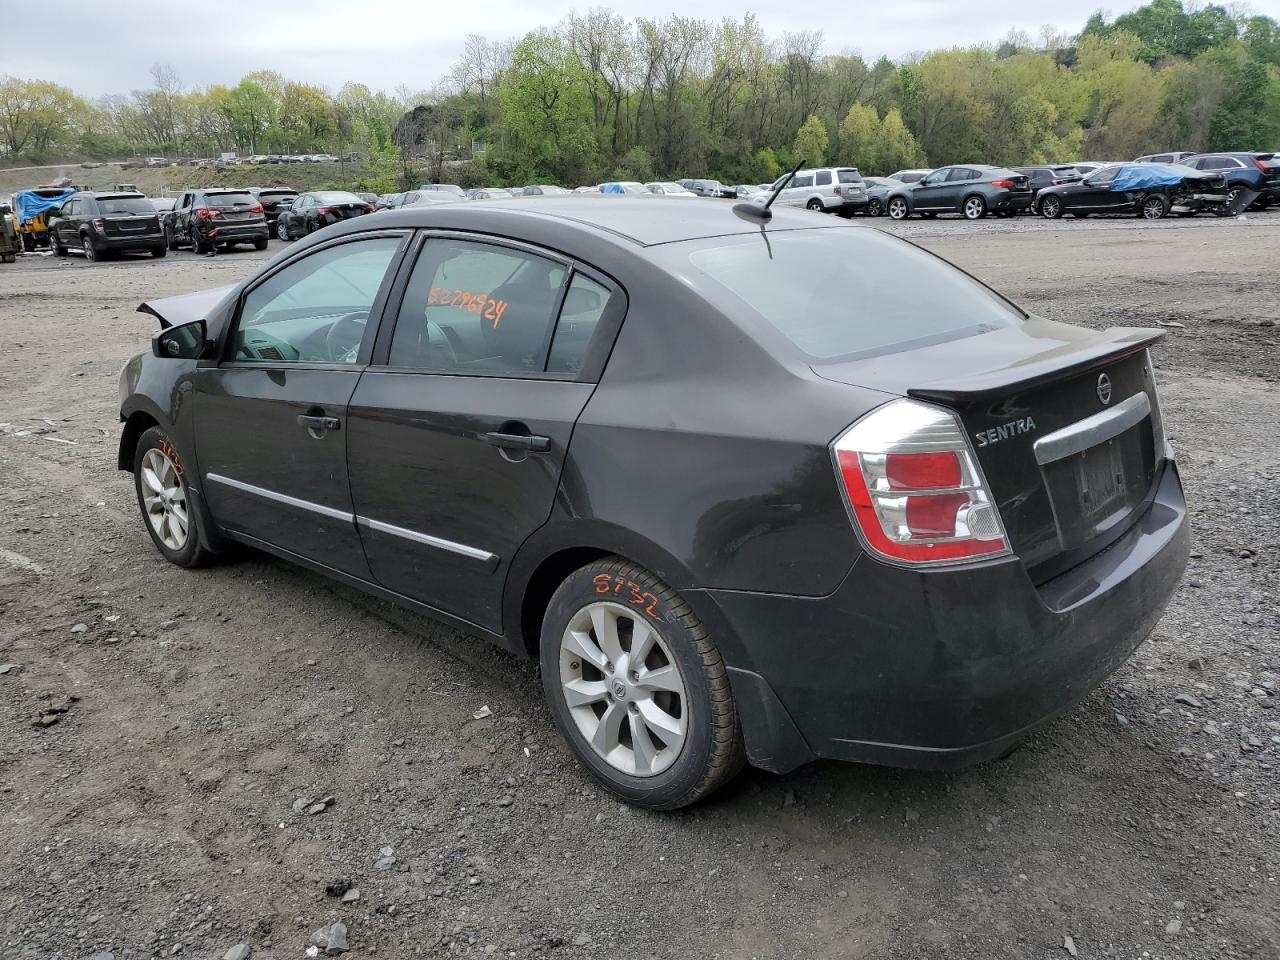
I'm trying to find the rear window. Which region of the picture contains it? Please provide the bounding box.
[206,192,255,208]
[98,196,153,214]
[258,190,297,199]
[684,229,1022,361]
[837,169,863,184]
[314,191,361,204]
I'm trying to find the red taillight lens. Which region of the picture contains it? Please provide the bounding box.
[833,400,1009,566]
[990,179,1014,189]
[364,204,376,213]
[833,185,842,196]
[195,208,217,221]
[316,206,333,216]
[249,203,263,214]
[1253,157,1269,172]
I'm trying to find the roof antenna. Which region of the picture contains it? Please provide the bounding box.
[733,159,804,224]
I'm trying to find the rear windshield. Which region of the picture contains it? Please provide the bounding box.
[837,169,863,184]
[98,197,153,215]
[258,189,296,198]
[315,191,361,204]
[684,229,1023,361]
[206,192,255,208]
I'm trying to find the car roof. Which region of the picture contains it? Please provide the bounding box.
[358,195,836,248]
[86,191,146,198]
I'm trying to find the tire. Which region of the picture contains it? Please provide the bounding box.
[83,232,100,262]
[192,229,211,255]
[276,217,290,241]
[132,427,214,568]
[887,197,910,220]
[962,194,987,220]
[540,557,744,810]
[806,198,824,212]
[866,197,883,217]
[166,226,179,251]
[253,236,268,251]
[151,245,167,258]
[21,232,35,252]
[1140,194,1169,220]
[1225,184,1245,209]
[1039,195,1063,219]
[51,233,67,256]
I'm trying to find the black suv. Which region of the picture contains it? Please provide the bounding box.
[248,187,298,226]
[1012,165,1082,213]
[165,189,269,254]
[47,192,165,261]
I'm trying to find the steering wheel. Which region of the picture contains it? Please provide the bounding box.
[323,311,368,362]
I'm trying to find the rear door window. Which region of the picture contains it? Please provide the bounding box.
[815,170,832,186]
[791,174,813,188]
[387,238,568,375]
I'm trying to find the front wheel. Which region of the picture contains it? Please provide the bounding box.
[540,558,744,810]
[51,233,67,256]
[133,427,214,568]
[1039,195,1063,219]
[887,197,910,220]
[962,195,987,220]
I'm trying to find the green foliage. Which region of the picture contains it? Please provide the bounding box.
[793,115,828,168]
[613,146,654,182]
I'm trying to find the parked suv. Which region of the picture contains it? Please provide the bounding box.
[1012,165,1083,213]
[166,189,269,253]
[248,188,298,227]
[762,167,868,215]
[48,191,166,261]
[886,165,1033,220]
[1181,153,1279,209]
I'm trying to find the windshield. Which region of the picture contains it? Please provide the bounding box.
[314,191,362,204]
[683,228,1022,361]
[206,192,255,208]
[98,197,154,215]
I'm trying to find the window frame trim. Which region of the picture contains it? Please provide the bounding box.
[218,229,413,371]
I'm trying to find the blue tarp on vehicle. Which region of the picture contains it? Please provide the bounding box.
[14,189,74,225]
[599,182,625,194]
[1110,164,1197,192]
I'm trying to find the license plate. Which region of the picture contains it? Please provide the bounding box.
[1072,440,1128,523]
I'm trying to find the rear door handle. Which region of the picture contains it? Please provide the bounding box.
[297,414,341,431]
[481,431,550,453]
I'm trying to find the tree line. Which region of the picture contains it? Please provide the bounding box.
[2,0,1278,189]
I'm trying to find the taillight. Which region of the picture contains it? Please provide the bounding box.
[316,206,333,216]
[833,185,842,196]
[249,203,263,214]
[92,218,104,230]
[1253,157,1269,172]
[364,204,376,213]
[990,179,1014,189]
[195,208,217,221]
[832,400,1009,566]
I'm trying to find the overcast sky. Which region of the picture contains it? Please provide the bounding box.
[6,0,1280,97]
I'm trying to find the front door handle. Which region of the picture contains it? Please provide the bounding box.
[298,414,341,431]
[481,431,550,453]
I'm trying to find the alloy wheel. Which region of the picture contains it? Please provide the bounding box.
[964,197,986,220]
[1041,196,1061,219]
[888,198,909,220]
[139,447,189,551]
[1142,196,1166,219]
[559,602,687,778]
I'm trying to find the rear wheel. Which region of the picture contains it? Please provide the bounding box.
[962,195,987,220]
[806,198,824,212]
[1039,195,1063,219]
[276,217,290,241]
[1140,194,1169,219]
[82,232,101,261]
[151,245,167,258]
[192,230,211,254]
[887,197,910,220]
[866,197,883,217]
[253,236,268,251]
[540,558,744,810]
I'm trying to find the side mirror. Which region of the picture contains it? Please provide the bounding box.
[152,319,208,359]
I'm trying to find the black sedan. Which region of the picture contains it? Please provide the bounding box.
[1037,163,1230,220]
[118,199,1188,809]
[885,165,1033,220]
[276,191,375,240]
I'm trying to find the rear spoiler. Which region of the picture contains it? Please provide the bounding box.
[908,327,1165,403]
[137,284,236,329]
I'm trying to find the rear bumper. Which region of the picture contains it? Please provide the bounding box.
[992,192,1034,212]
[99,232,165,251]
[206,223,269,241]
[828,197,869,213]
[706,460,1188,774]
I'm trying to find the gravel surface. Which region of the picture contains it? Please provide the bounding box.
[1,215,1277,960]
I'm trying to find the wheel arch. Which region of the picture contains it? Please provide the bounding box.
[117,407,163,471]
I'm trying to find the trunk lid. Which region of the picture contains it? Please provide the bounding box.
[815,318,1167,581]
[102,213,161,237]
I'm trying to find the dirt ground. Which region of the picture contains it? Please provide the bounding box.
[1,212,1278,960]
